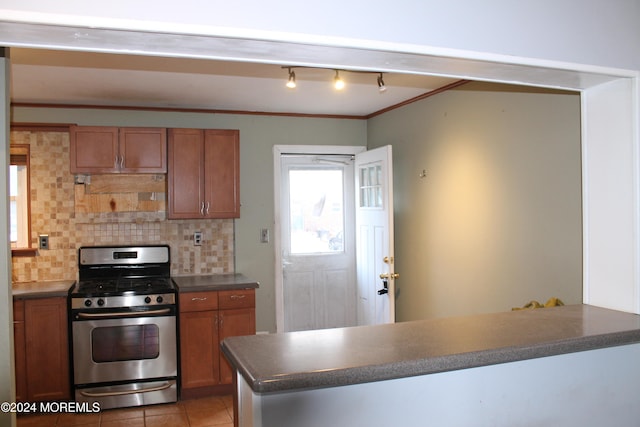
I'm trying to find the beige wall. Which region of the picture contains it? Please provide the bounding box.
[10,107,368,332]
[368,82,583,320]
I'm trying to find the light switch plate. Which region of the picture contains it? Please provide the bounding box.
[194,232,203,246]
[260,228,269,243]
[39,234,49,250]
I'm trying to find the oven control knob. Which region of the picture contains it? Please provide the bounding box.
[145,296,152,304]
[84,299,92,307]
[156,296,164,304]
[97,299,105,307]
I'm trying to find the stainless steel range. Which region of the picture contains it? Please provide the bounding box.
[69,245,178,410]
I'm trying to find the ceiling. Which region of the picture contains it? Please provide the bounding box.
[9,48,460,117]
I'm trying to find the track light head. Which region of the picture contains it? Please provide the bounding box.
[286,68,296,89]
[377,73,387,93]
[334,70,345,90]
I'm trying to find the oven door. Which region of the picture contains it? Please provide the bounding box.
[72,313,177,385]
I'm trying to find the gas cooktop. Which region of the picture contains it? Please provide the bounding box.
[71,245,176,299]
[74,277,175,297]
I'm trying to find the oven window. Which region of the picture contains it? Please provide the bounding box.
[91,325,160,362]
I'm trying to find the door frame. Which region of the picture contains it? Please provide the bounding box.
[274,145,366,333]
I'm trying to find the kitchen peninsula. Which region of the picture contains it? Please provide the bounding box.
[222,305,640,427]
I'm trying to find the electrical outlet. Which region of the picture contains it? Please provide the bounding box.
[193,232,203,246]
[39,234,49,250]
[260,228,270,243]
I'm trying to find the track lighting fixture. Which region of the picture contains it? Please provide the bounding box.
[282,66,388,93]
[377,73,387,93]
[333,70,345,90]
[286,68,296,89]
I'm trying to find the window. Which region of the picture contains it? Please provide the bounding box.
[10,144,34,255]
[289,168,345,254]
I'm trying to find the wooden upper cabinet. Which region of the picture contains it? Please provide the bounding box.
[70,125,167,173]
[70,126,119,173]
[168,128,240,219]
[204,130,240,218]
[119,127,167,173]
[167,129,204,218]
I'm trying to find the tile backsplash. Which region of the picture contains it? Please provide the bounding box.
[10,130,235,283]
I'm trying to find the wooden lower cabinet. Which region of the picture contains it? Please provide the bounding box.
[13,297,70,402]
[180,310,220,390]
[219,308,255,384]
[13,300,26,402]
[179,289,255,398]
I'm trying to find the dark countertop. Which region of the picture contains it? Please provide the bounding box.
[173,273,259,292]
[12,280,75,299]
[221,304,640,394]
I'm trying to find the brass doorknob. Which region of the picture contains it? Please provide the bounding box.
[379,273,400,280]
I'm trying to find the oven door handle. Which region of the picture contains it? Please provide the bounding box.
[79,382,173,398]
[77,308,171,319]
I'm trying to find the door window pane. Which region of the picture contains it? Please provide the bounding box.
[289,168,344,254]
[359,164,382,208]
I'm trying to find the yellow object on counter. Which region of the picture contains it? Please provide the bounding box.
[512,297,564,311]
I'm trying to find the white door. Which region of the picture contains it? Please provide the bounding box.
[279,154,357,332]
[355,145,396,325]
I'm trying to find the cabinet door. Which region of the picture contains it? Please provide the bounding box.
[219,308,255,384]
[180,310,220,389]
[70,126,119,173]
[119,127,167,173]
[24,297,70,402]
[13,300,26,402]
[167,128,205,219]
[203,130,240,218]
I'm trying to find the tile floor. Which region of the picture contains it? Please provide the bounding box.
[15,395,234,427]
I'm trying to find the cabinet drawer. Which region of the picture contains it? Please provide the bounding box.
[219,289,255,309]
[13,299,25,321]
[180,292,219,312]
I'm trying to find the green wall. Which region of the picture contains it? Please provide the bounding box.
[367,82,583,320]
